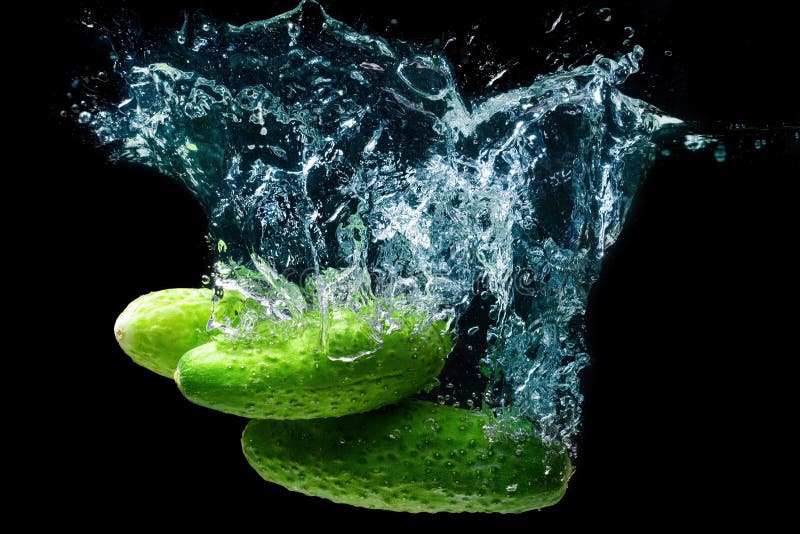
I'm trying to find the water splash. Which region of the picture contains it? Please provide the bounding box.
[81,1,677,448]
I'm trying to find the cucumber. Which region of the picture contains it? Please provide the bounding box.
[175,308,450,419]
[241,400,571,513]
[114,288,242,377]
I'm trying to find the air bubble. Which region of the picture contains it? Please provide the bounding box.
[596,7,612,22]
[77,111,92,124]
[714,144,727,163]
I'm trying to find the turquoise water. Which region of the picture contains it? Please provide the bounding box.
[80,1,681,448]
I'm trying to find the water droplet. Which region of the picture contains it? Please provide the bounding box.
[661,148,671,157]
[664,50,673,57]
[506,484,518,493]
[77,111,92,124]
[624,26,635,38]
[480,290,490,300]
[467,326,480,336]
[201,274,211,285]
[596,7,612,22]
[390,19,398,25]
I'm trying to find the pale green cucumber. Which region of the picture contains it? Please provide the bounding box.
[242,400,571,513]
[114,288,242,377]
[175,309,451,419]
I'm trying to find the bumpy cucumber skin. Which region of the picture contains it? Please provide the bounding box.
[242,400,571,513]
[176,311,450,419]
[114,289,238,378]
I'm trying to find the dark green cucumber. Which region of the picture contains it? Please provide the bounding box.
[114,288,242,377]
[242,400,571,513]
[175,308,450,419]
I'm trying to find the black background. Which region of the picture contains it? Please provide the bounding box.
[24,0,798,525]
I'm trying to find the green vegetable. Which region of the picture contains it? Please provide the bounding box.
[114,288,242,377]
[175,308,450,419]
[242,400,571,513]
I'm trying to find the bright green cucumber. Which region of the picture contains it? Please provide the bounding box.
[242,400,571,513]
[175,309,451,419]
[114,288,242,377]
